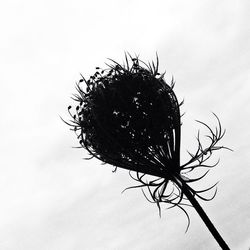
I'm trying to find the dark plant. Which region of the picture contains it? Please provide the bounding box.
[63,54,231,249]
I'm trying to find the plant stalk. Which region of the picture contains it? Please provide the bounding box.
[179,180,230,250]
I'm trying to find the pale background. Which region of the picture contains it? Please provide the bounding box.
[0,0,249,249]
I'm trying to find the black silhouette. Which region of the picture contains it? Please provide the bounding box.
[64,54,231,249]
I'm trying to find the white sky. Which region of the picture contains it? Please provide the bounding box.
[0,0,250,249]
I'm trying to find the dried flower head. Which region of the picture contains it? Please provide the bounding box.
[64,54,230,231]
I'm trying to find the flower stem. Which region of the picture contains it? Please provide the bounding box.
[180,181,230,250]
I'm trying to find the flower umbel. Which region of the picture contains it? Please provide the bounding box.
[63,54,230,249]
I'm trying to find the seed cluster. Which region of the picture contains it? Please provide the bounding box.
[67,56,181,179]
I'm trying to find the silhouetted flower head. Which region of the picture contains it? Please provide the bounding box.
[65,54,229,224]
